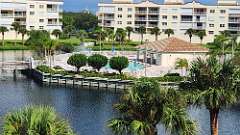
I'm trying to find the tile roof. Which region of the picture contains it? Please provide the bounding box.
[137,37,208,53]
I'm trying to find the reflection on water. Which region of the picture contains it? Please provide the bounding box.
[0,50,32,62]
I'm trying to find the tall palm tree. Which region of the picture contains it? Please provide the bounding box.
[207,35,230,57]
[77,29,87,42]
[196,30,206,44]
[137,26,146,44]
[0,26,8,46]
[94,28,107,52]
[175,58,188,76]
[188,57,237,135]
[51,29,62,39]
[230,34,239,57]
[150,27,161,41]
[115,28,126,51]
[185,28,195,43]
[18,26,28,46]
[11,22,21,46]
[3,106,74,135]
[108,78,197,135]
[164,28,174,38]
[126,26,133,41]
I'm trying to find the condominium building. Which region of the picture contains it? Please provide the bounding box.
[0,0,63,39]
[97,0,240,43]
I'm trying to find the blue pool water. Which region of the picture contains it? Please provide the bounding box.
[105,61,144,72]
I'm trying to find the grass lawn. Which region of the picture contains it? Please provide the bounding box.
[89,41,140,51]
[0,41,30,50]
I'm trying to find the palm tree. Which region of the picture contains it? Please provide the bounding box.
[164,28,174,38]
[18,26,28,46]
[11,22,21,46]
[51,29,62,39]
[115,28,126,51]
[77,29,87,42]
[150,27,161,41]
[189,57,237,135]
[185,28,195,43]
[196,30,206,44]
[137,26,146,44]
[175,58,188,76]
[93,28,107,52]
[45,40,58,68]
[230,35,239,57]
[3,106,74,135]
[126,26,133,41]
[0,26,8,46]
[108,78,197,135]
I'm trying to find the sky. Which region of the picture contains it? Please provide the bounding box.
[63,0,217,12]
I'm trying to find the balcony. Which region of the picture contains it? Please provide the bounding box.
[135,10,147,14]
[181,19,192,22]
[148,17,158,21]
[1,14,13,18]
[135,24,147,27]
[229,18,240,23]
[47,8,58,13]
[229,26,240,31]
[148,24,158,27]
[135,17,147,21]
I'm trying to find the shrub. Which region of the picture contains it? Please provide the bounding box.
[67,54,87,73]
[88,54,108,71]
[151,76,184,82]
[36,65,54,73]
[56,44,74,53]
[3,106,74,135]
[109,56,129,74]
[164,73,180,77]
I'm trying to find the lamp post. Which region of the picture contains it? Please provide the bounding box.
[145,39,149,77]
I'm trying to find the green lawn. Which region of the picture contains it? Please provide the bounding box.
[0,41,30,50]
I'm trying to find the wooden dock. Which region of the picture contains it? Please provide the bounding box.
[32,69,134,91]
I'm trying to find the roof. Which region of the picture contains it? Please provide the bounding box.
[137,37,209,53]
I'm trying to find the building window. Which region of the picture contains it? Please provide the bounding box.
[210,9,215,13]
[118,8,122,11]
[117,21,122,24]
[118,14,122,18]
[162,22,167,26]
[209,24,214,27]
[162,15,167,19]
[220,10,226,14]
[127,21,132,25]
[220,24,225,27]
[39,26,44,29]
[127,15,132,18]
[39,5,44,8]
[209,31,214,34]
[30,11,35,15]
[30,5,34,8]
[39,19,44,23]
[30,26,34,29]
[127,8,132,12]
[172,16,178,19]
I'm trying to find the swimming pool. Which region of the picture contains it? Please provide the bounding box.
[105,61,144,72]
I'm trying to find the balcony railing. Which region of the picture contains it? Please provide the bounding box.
[135,11,147,14]
[148,24,158,27]
[135,24,147,27]
[47,8,58,13]
[181,19,193,22]
[1,14,13,18]
[148,17,158,21]
[229,19,240,23]
[135,18,146,21]
[229,27,240,31]
[148,11,159,14]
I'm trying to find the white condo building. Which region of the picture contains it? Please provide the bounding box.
[97,0,240,43]
[0,0,63,39]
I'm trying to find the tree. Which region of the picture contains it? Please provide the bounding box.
[67,54,87,73]
[185,28,195,43]
[164,29,174,38]
[45,40,58,68]
[77,29,87,42]
[115,28,126,50]
[196,30,206,44]
[150,27,161,41]
[18,26,28,46]
[52,29,62,39]
[88,54,108,72]
[137,26,146,44]
[93,28,107,52]
[108,78,197,135]
[207,34,230,57]
[126,26,133,41]
[63,25,75,38]
[188,57,237,135]
[11,22,21,46]
[3,106,74,135]
[26,30,51,58]
[0,26,8,46]
[175,58,188,76]
[109,56,129,74]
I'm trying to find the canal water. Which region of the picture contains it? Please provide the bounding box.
[0,51,239,135]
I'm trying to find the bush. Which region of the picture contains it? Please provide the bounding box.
[109,56,129,74]
[56,44,74,53]
[3,106,74,135]
[151,76,184,82]
[36,65,54,73]
[67,54,87,73]
[164,73,180,77]
[88,54,108,71]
